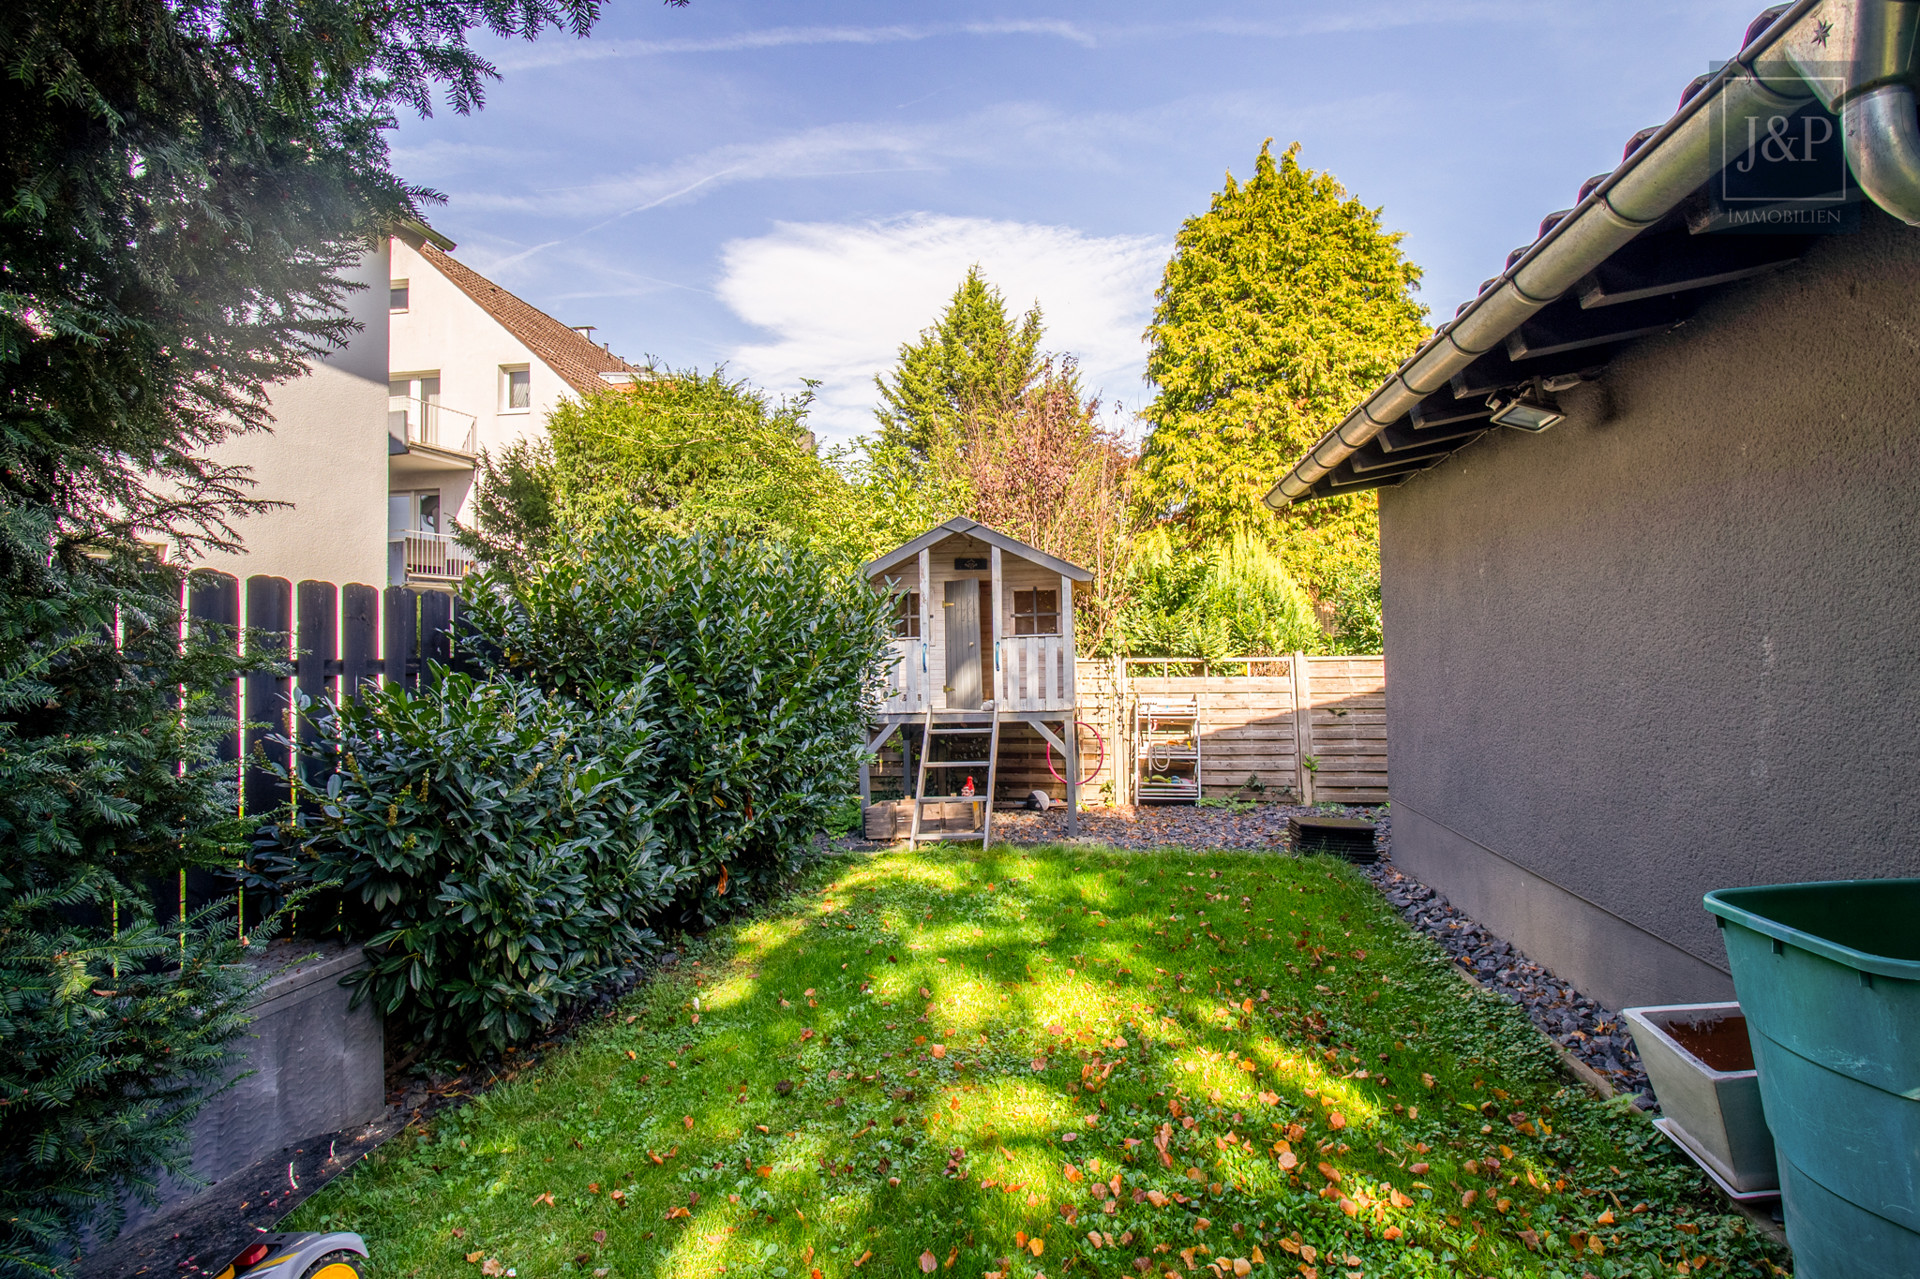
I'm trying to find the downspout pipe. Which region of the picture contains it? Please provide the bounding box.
[1801,0,1920,224]
[1265,0,1920,508]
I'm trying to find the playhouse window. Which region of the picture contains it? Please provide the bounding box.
[892,591,920,638]
[1012,588,1060,635]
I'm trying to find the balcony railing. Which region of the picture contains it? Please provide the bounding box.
[394,530,473,582]
[388,396,478,454]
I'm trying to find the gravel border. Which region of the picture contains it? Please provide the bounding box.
[1355,837,1653,1104]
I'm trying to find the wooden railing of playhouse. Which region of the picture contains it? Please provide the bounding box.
[999,634,1073,712]
[879,634,1078,714]
[881,640,931,712]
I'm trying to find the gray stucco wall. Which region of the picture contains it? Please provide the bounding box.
[1378,204,1920,1013]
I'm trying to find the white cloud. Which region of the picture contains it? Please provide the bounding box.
[714,215,1168,443]
[499,19,1098,69]
[495,4,1545,71]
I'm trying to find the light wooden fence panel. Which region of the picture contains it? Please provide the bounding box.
[1299,655,1388,803]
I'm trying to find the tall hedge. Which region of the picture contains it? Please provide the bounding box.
[0,564,264,1272]
[283,674,681,1057]
[276,524,893,1059]
[460,522,895,913]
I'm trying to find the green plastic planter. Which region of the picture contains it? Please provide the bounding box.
[1704,879,1920,1279]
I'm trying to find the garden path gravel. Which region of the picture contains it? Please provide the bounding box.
[849,800,1654,1104]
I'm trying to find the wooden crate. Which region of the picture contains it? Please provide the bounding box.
[862,800,985,840]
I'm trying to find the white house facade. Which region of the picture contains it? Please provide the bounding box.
[185,224,640,592]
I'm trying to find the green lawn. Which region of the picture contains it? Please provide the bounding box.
[290,846,1788,1279]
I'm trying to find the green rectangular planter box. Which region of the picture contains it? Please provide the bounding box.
[1705,879,1920,1279]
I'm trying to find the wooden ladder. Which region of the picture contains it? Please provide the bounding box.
[906,706,1001,846]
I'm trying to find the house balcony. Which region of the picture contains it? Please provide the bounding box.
[389,397,478,459]
[392,530,473,585]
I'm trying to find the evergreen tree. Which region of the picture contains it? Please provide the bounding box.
[873,266,1044,460]
[0,0,625,1265]
[1138,141,1426,618]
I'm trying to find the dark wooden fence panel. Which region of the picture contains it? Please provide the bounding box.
[243,575,292,821]
[382,585,418,690]
[341,583,380,697]
[159,578,462,927]
[295,580,337,786]
[419,589,452,672]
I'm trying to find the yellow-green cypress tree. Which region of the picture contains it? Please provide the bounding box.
[1139,141,1427,618]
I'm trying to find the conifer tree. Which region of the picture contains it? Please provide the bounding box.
[873,267,1045,461]
[1138,141,1426,627]
[0,0,627,1265]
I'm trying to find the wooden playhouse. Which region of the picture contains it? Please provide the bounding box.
[859,518,1092,844]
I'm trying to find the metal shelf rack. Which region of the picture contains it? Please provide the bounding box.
[1135,697,1201,804]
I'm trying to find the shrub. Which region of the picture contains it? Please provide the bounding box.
[1118,528,1322,660]
[459,522,894,914]
[282,672,684,1057]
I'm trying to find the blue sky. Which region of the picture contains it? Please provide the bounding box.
[393,0,1765,441]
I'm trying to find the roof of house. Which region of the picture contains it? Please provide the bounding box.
[396,228,645,398]
[1267,0,1866,508]
[863,518,1094,583]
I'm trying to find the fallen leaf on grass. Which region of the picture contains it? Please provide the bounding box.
[1327,1111,1346,1131]
[465,1252,484,1264]
[683,1115,695,1130]
[853,1250,873,1267]
[920,1251,938,1273]
[481,1261,504,1277]
[532,1191,555,1206]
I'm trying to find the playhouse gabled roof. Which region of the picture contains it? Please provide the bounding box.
[863,518,1093,583]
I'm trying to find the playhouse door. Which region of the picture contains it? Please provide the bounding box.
[944,579,982,709]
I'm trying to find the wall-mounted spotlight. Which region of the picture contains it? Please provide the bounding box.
[1487,384,1565,432]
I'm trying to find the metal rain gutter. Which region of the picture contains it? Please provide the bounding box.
[1815,0,1920,224]
[1266,0,1861,509]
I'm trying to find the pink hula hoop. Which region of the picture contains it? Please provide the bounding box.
[1045,720,1107,788]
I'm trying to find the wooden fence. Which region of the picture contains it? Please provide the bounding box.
[867,654,1387,807]
[176,571,471,921]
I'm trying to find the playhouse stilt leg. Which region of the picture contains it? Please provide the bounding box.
[1063,717,1080,837]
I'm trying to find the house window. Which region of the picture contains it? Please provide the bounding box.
[1012,588,1060,636]
[892,592,920,639]
[390,280,409,312]
[502,365,531,412]
[389,490,442,535]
